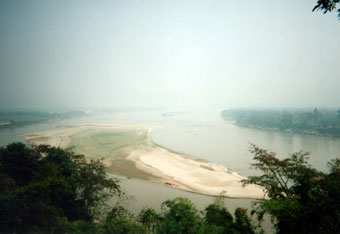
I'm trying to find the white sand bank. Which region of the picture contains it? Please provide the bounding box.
[24,124,265,199]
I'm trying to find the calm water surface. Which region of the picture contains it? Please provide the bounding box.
[151,110,340,176]
[2,110,339,233]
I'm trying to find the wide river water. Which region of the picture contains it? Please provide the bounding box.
[2,110,340,232]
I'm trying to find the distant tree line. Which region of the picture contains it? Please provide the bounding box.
[1,142,340,233]
[0,111,86,128]
[222,108,340,137]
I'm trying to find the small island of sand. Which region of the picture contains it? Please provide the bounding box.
[24,124,265,199]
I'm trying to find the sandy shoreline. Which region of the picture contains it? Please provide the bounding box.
[24,124,265,199]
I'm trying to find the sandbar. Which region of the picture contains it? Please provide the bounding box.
[24,124,265,199]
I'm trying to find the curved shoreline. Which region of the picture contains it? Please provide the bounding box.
[24,124,265,199]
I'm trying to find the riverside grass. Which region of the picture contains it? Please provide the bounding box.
[25,124,265,199]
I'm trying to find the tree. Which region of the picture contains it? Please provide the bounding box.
[200,196,255,234]
[204,203,233,227]
[0,142,121,233]
[243,144,340,234]
[202,196,234,233]
[104,205,146,234]
[234,208,255,234]
[138,207,161,233]
[158,197,201,234]
[313,0,340,19]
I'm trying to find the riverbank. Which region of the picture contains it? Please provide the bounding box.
[24,124,265,199]
[221,109,340,138]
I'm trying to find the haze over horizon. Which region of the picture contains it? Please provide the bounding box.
[1,0,340,111]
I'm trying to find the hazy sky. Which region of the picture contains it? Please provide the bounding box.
[1,0,340,111]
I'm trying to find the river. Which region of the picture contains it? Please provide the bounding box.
[151,110,340,176]
[1,110,340,232]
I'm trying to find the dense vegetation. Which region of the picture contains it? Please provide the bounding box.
[0,143,255,234]
[0,143,121,233]
[222,108,340,137]
[243,144,340,234]
[1,142,339,233]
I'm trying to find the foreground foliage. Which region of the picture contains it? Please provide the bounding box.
[2,142,339,233]
[313,0,340,19]
[0,143,121,233]
[243,144,340,234]
[0,143,255,233]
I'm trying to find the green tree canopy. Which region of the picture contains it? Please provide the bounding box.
[158,197,201,234]
[0,142,121,233]
[243,144,340,234]
[138,207,161,233]
[104,205,147,234]
[200,196,255,234]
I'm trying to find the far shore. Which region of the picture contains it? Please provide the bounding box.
[24,124,265,199]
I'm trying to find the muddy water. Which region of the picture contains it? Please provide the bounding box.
[2,110,340,233]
